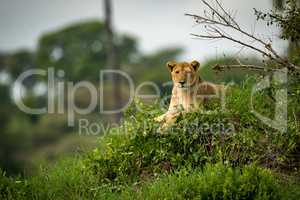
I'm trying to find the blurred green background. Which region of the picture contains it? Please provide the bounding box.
[0,0,297,176]
[0,19,260,176]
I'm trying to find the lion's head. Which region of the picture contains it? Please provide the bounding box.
[166,60,200,89]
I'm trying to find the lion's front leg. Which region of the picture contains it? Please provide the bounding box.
[154,109,181,129]
[161,111,181,129]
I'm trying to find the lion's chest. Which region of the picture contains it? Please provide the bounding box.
[171,90,202,111]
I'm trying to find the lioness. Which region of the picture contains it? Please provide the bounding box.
[155,60,225,128]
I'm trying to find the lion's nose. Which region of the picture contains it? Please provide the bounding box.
[179,81,185,85]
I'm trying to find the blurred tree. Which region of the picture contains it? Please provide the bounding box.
[7,50,35,79]
[0,85,32,175]
[200,57,260,84]
[131,47,183,84]
[0,53,9,72]
[104,0,122,121]
[0,85,11,126]
[36,20,138,81]
[0,50,36,87]
[0,52,38,175]
[272,0,300,9]
[273,0,285,9]
[269,0,300,62]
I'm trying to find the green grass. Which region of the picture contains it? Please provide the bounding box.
[0,157,99,200]
[1,160,299,200]
[123,164,282,200]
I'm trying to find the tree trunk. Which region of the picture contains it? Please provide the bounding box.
[103,0,122,122]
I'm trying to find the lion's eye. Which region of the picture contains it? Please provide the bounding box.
[175,71,179,74]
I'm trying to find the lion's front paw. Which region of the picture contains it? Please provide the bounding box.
[154,115,165,123]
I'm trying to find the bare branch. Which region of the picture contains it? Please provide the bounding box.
[185,0,300,72]
[213,58,276,72]
[213,64,275,72]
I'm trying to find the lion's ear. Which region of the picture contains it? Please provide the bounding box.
[191,60,200,71]
[166,61,176,72]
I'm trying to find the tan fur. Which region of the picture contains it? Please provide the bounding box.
[155,60,224,128]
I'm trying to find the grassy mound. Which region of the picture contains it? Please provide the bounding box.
[1,79,300,200]
[87,79,300,186]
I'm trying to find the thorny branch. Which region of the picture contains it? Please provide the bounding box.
[185,0,300,72]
